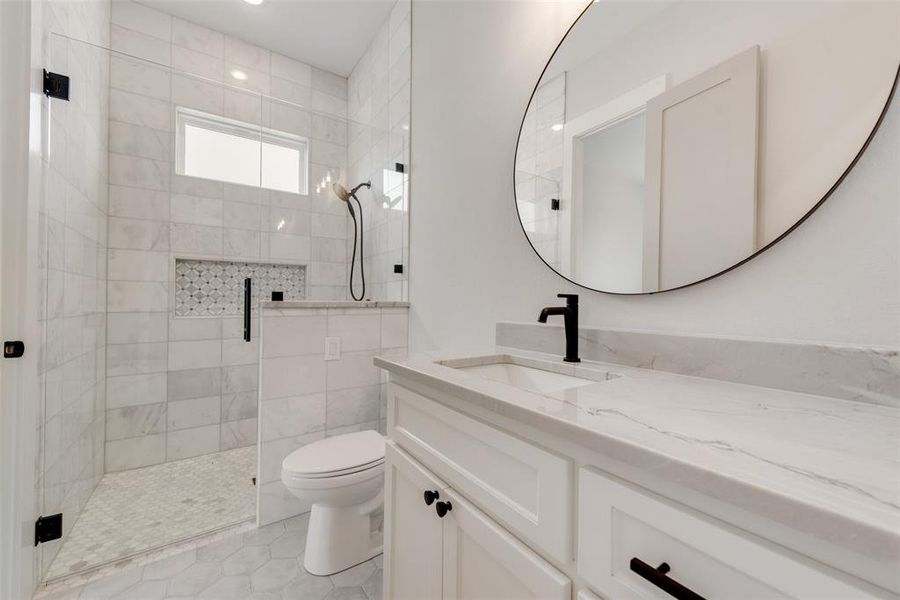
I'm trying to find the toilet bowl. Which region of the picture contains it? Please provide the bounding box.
[281,430,385,576]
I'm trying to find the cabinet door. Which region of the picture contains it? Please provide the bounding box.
[384,443,445,600]
[441,489,570,600]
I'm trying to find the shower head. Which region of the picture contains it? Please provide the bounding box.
[332,183,351,203]
[332,181,372,203]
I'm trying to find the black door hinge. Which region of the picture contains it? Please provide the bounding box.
[550,198,560,211]
[35,514,63,546]
[394,162,405,174]
[43,70,70,101]
[393,264,403,274]
[3,341,24,359]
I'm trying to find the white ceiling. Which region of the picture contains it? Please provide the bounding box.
[136,0,396,76]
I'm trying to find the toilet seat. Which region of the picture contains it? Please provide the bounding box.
[282,460,384,490]
[282,430,385,479]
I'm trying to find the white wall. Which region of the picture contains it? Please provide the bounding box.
[409,0,900,351]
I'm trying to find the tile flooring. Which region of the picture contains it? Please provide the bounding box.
[46,447,256,581]
[36,515,383,600]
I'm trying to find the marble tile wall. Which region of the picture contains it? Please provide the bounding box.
[515,73,566,269]
[497,321,900,406]
[105,1,358,470]
[347,0,411,301]
[35,0,112,580]
[257,305,409,525]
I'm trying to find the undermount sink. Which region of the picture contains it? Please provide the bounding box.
[452,359,619,394]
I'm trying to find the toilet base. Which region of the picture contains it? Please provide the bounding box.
[303,503,384,576]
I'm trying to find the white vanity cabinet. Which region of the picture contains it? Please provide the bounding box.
[385,443,571,600]
[382,378,890,600]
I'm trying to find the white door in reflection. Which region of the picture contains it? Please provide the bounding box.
[578,112,646,292]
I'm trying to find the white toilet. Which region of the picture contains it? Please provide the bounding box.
[281,430,386,576]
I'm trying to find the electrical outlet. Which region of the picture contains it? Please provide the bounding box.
[324,337,341,361]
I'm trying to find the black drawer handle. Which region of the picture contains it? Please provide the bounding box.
[630,558,707,600]
[435,501,452,518]
[423,490,439,506]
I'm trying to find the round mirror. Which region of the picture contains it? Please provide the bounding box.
[515,0,899,294]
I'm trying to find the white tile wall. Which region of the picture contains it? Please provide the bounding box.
[347,0,411,301]
[105,0,364,470]
[257,305,409,525]
[515,73,566,269]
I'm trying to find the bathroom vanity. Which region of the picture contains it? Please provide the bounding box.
[375,351,899,600]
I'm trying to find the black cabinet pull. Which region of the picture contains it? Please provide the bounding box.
[423,490,440,506]
[630,558,706,600]
[435,501,452,518]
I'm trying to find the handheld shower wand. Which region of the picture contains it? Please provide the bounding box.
[332,181,371,301]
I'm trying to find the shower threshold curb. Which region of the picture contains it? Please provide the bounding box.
[34,518,256,597]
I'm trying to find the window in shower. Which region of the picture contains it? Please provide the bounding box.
[175,106,309,194]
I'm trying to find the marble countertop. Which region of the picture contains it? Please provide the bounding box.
[262,300,409,309]
[374,348,900,569]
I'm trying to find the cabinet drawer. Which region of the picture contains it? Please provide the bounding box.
[578,468,878,600]
[389,383,574,563]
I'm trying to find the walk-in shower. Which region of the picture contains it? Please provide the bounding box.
[32,0,409,587]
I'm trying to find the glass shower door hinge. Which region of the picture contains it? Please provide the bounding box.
[35,514,63,546]
[3,340,24,358]
[43,70,70,101]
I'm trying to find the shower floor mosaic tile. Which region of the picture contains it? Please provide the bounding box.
[45,447,257,581]
[37,515,383,600]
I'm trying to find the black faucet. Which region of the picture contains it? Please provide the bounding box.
[538,293,580,363]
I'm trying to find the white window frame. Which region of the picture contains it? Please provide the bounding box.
[175,106,309,195]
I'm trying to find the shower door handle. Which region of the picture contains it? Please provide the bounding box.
[243,278,251,342]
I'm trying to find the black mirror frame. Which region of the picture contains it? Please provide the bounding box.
[513,0,900,296]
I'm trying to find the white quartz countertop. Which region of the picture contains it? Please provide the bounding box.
[374,348,900,566]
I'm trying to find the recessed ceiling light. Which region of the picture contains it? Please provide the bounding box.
[244,0,264,5]
[230,69,248,81]
[551,123,564,132]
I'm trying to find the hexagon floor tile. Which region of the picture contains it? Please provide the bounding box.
[36,514,383,600]
[44,447,256,581]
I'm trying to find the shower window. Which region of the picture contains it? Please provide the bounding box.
[175,106,309,194]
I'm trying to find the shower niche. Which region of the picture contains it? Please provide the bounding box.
[174,259,307,317]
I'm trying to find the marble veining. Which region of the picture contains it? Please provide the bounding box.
[375,349,900,575]
[497,321,900,406]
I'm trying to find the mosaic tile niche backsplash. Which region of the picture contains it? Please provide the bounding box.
[175,259,307,317]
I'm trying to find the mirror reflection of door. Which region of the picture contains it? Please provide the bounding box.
[576,112,646,292]
[643,46,760,292]
[569,48,759,293]
[565,77,666,293]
